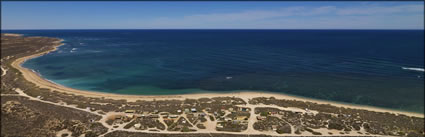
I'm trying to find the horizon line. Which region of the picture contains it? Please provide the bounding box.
[2,28,424,31]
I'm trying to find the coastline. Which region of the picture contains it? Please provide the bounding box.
[2,33,23,37]
[10,36,424,118]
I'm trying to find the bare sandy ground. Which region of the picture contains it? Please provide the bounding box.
[2,33,23,37]
[1,66,7,76]
[10,39,424,118]
[6,88,377,136]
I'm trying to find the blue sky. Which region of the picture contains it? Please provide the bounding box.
[1,2,424,29]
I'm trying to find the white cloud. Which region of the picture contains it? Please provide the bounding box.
[131,4,424,29]
[336,4,424,15]
[3,3,422,29]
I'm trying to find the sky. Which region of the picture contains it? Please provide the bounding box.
[1,2,424,30]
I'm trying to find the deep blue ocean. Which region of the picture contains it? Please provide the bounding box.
[3,30,424,113]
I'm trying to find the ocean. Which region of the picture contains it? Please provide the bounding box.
[3,29,424,113]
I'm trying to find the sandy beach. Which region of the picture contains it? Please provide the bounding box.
[2,33,23,37]
[10,39,424,118]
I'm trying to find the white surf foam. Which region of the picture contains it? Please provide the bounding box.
[402,67,425,72]
[30,69,43,76]
[70,48,77,53]
[46,79,61,85]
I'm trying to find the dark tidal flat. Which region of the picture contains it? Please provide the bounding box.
[3,29,424,113]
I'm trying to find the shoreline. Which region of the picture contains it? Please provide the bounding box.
[2,33,23,37]
[10,36,424,118]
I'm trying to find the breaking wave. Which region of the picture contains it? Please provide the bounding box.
[402,67,425,72]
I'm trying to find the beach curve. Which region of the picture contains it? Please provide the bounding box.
[10,38,424,118]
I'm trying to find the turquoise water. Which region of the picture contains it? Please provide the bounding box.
[4,29,424,113]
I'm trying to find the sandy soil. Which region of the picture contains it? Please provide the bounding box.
[2,33,23,37]
[3,87,377,137]
[1,67,7,76]
[10,39,424,118]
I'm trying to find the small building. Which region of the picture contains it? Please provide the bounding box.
[177,110,182,113]
[216,124,223,128]
[126,114,134,119]
[191,108,197,113]
[240,107,248,112]
[153,110,159,113]
[228,108,234,111]
[224,117,233,122]
[184,109,190,113]
[134,123,141,129]
[272,125,278,131]
[257,116,266,120]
